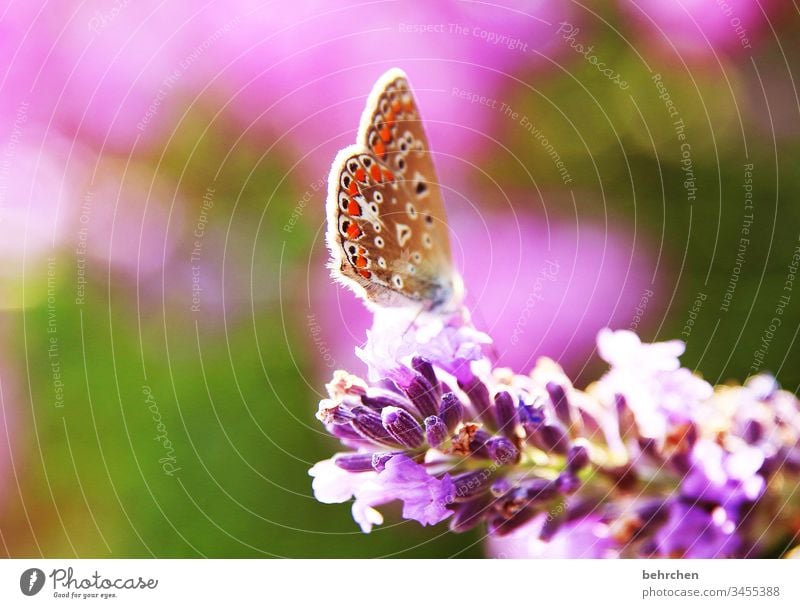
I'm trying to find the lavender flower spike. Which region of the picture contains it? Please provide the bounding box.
[310,305,800,558]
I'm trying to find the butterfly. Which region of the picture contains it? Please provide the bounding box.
[325,68,463,312]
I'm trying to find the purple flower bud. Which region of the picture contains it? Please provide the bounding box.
[519,403,545,433]
[563,498,597,523]
[547,381,574,429]
[452,469,492,501]
[439,392,464,431]
[450,496,492,533]
[567,444,590,472]
[330,422,371,445]
[556,472,580,494]
[517,478,559,503]
[381,406,424,448]
[490,478,512,497]
[489,507,537,537]
[539,511,564,541]
[638,437,660,461]
[458,373,493,425]
[424,415,448,448]
[668,452,692,476]
[601,464,639,491]
[493,391,519,437]
[333,453,376,472]
[350,406,398,446]
[469,428,493,459]
[360,390,414,414]
[742,419,764,444]
[632,501,669,540]
[319,404,354,425]
[529,424,570,455]
[403,373,439,418]
[412,357,441,399]
[487,437,519,465]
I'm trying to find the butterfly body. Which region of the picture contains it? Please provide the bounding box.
[326,68,462,312]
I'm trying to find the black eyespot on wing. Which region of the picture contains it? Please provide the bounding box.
[416,180,427,195]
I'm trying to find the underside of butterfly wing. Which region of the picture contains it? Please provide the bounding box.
[325,68,460,310]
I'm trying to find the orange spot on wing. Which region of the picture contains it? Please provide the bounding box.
[347,180,359,196]
[347,200,361,216]
[391,100,401,114]
[355,167,366,182]
[369,164,381,182]
[355,255,367,268]
[374,140,386,158]
[385,110,395,126]
[382,169,394,182]
[347,222,362,239]
[359,269,372,279]
[379,125,391,142]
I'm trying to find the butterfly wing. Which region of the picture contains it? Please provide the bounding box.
[325,68,460,310]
